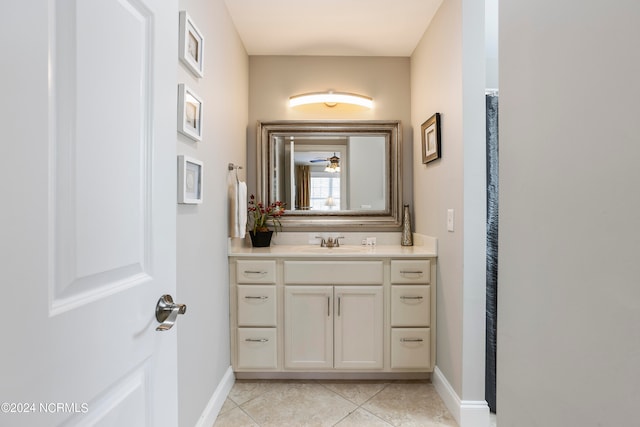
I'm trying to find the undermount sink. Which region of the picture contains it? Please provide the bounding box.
[298,245,373,254]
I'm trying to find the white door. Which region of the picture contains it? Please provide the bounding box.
[334,286,384,369]
[284,286,333,369]
[0,0,178,426]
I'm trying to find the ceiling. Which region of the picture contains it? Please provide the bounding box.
[223,0,444,56]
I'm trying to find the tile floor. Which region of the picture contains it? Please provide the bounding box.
[213,379,458,427]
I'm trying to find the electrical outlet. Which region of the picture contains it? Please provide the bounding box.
[447,209,454,232]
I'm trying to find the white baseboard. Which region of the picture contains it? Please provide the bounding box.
[195,366,235,427]
[433,366,490,427]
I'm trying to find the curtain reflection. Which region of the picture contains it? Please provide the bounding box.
[295,165,311,210]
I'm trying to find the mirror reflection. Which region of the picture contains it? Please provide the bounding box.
[257,121,403,230]
[272,134,387,212]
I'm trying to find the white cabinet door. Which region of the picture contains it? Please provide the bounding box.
[284,286,333,369]
[284,286,383,370]
[334,286,384,369]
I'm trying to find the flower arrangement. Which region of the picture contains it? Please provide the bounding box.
[248,195,285,234]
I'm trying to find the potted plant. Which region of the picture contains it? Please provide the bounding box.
[247,195,285,247]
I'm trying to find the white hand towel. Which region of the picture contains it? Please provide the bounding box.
[228,179,237,237]
[230,178,247,238]
[236,181,247,238]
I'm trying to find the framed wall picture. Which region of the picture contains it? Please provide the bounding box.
[178,155,203,204]
[177,84,203,141]
[179,11,204,77]
[421,112,441,164]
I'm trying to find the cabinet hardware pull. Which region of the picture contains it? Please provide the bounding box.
[400,270,423,275]
[400,338,424,343]
[243,270,267,275]
[337,296,341,316]
[245,338,269,342]
[400,296,423,300]
[327,296,330,316]
[244,296,268,300]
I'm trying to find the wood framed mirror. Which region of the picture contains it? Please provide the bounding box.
[257,120,403,230]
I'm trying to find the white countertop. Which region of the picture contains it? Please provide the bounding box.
[228,232,437,258]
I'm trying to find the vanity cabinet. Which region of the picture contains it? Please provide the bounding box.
[284,286,383,370]
[284,260,384,370]
[228,252,436,376]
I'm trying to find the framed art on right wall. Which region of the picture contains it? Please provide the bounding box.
[421,112,441,164]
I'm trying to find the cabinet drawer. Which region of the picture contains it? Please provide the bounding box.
[391,285,430,327]
[237,285,277,326]
[237,328,277,369]
[391,328,431,369]
[390,260,431,284]
[284,261,383,285]
[236,260,276,284]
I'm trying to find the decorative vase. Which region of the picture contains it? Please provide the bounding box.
[249,230,273,247]
[401,204,413,246]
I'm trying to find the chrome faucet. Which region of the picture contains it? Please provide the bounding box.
[317,236,343,248]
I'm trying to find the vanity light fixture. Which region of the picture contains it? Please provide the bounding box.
[289,91,373,109]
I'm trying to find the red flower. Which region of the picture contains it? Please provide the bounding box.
[248,195,286,233]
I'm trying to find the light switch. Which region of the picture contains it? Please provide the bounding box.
[447,209,454,232]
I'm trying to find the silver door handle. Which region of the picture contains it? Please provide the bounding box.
[400,338,424,342]
[244,296,269,300]
[155,294,187,331]
[400,296,424,300]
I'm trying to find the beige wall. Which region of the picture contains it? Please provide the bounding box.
[411,0,487,404]
[498,0,640,425]
[176,0,248,425]
[411,0,464,396]
[247,56,412,205]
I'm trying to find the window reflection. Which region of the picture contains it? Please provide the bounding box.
[310,175,341,210]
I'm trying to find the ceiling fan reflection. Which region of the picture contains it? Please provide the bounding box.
[309,153,340,173]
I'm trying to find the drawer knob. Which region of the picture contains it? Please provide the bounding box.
[245,338,269,343]
[400,338,424,343]
[400,296,423,300]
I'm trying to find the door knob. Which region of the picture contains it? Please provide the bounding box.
[155,294,186,331]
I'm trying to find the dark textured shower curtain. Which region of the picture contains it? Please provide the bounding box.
[485,93,499,413]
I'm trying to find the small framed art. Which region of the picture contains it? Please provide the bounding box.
[179,11,204,77]
[178,84,203,141]
[178,155,203,204]
[421,112,441,164]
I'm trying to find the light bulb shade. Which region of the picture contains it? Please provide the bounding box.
[289,92,373,109]
[324,155,341,173]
